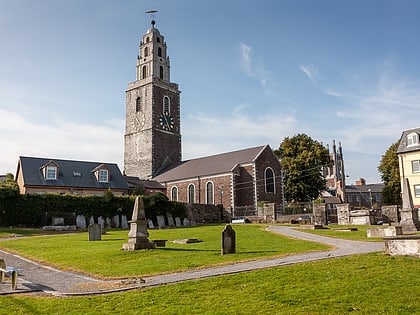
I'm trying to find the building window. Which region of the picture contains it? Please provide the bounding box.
[347,195,353,202]
[415,185,420,197]
[158,47,162,57]
[188,184,195,203]
[356,195,361,202]
[160,66,164,80]
[171,187,178,201]
[144,47,149,57]
[98,169,109,183]
[46,166,57,180]
[156,37,160,43]
[146,36,150,43]
[407,132,418,146]
[206,182,214,204]
[412,160,420,173]
[142,66,147,79]
[265,168,275,193]
[136,97,141,112]
[163,96,170,112]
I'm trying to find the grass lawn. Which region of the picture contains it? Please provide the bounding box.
[0,224,329,277]
[0,253,419,314]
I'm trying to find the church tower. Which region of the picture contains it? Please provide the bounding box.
[124,20,181,179]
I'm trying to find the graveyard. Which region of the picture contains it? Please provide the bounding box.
[0,223,419,313]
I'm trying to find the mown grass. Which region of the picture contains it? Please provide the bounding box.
[0,253,419,314]
[0,228,59,238]
[0,224,329,277]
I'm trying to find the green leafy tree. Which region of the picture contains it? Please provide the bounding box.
[0,173,20,197]
[378,141,401,205]
[275,134,331,203]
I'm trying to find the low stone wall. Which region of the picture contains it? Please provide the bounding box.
[384,235,420,257]
[186,204,231,223]
[275,214,314,224]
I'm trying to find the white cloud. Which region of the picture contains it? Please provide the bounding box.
[324,87,343,97]
[299,64,318,83]
[0,109,124,174]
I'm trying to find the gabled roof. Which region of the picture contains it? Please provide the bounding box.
[397,127,420,154]
[125,176,165,190]
[17,156,128,190]
[153,145,269,183]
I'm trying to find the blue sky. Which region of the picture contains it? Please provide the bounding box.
[1,0,420,185]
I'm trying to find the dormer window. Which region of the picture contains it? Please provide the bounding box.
[41,160,59,180]
[92,164,110,183]
[407,132,418,146]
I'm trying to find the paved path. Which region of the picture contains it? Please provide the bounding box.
[0,226,384,297]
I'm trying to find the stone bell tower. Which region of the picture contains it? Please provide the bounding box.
[124,20,181,179]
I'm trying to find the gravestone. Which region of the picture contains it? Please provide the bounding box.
[89,216,95,225]
[112,215,120,228]
[121,215,128,228]
[147,219,155,229]
[157,215,166,229]
[313,204,327,226]
[122,196,155,250]
[98,216,106,234]
[76,215,86,229]
[88,224,101,241]
[183,218,190,227]
[175,217,182,227]
[167,213,175,227]
[190,220,197,227]
[52,217,64,226]
[221,224,236,255]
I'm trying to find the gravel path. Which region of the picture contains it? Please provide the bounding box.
[0,226,384,296]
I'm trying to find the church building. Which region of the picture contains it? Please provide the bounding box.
[124,20,283,213]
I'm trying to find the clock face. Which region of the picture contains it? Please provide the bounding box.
[159,111,174,131]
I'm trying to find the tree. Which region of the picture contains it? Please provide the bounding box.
[378,142,401,205]
[0,173,20,197]
[274,134,331,203]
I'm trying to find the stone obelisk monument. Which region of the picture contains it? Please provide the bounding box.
[122,196,155,250]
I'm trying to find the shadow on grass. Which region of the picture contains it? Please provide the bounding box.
[157,247,278,254]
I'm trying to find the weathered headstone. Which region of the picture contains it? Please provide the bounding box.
[122,196,155,250]
[221,224,236,255]
[89,216,95,225]
[167,213,175,227]
[121,215,128,228]
[313,204,327,226]
[88,223,101,241]
[98,216,106,234]
[157,215,166,229]
[76,215,86,229]
[52,217,64,226]
[183,218,190,227]
[147,219,155,229]
[175,217,182,227]
[112,215,120,228]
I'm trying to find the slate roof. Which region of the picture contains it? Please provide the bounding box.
[345,183,384,194]
[125,176,165,190]
[397,127,420,154]
[17,156,128,190]
[153,145,268,183]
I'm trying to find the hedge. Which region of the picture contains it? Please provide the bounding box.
[0,191,186,227]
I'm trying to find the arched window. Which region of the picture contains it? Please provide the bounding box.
[206,182,214,204]
[171,187,178,201]
[142,66,147,79]
[163,96,170,112]
[156,37,160,43]
[160,66,164,79]
[407,132,419,146]
[188,184,195,203]
[265,168,275,193]
[135,97,141,112]
[144,47,149,57]
[146,36,150,43]
[158,47,162,57]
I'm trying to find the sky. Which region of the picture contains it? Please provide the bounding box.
[2,0,420,185]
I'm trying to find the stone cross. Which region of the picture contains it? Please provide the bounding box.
[221,224,236,255]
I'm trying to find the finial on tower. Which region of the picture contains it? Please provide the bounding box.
[145,10,158,27]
